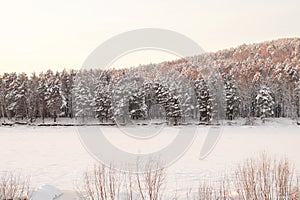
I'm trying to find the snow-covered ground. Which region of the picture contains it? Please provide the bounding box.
[0,119,299,195]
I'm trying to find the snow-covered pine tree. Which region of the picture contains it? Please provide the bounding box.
[294,81,300,118]
[47,73,62,122]
[5,73,18,119]
[129,91,147,120]
[112,71,146,124]
[224,75,240,120]
[143,81,155,117]
[94,71,113,122]
[73,74,93,122]
[194,76,212,123]
[208,73,225,123]
[169,71,194,123]
[0,75,7,120]
[166,95,181,125]
[14,73,28,120]
[27,73,39,123]
[256,86,274,123]
[154,82,169,107]
[37,72,48,123]
[60,69,74,118]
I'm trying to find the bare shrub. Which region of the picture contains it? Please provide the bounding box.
[77,154,299,200]
[0,171,31,200]
[76,164,121,200]
[136,159,166,200]
[192,179,232,200]
[76,160,166,200]
[234,153,299,200]
[190,153,299,200]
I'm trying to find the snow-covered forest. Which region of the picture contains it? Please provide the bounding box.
[0,38,299,124]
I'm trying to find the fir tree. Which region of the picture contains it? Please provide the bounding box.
[47,74,62,122]
[224,75,240,120]
[166,95,181,125]
[94,73,113,122]
[73,76,93,122]
[194,76,212,123]
[256,86,274,123]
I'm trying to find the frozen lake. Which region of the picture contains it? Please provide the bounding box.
[0,124,299,192]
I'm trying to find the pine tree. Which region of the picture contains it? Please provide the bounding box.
[166,95,181,125]
[208,73,225,123]
[194,76,212,123]
[37,72,47,123]
[60,69,74,118]
[294,81,300,118]
[14,73,28,120]
[112,72,146,124]
[224,75,240,120]
[153,82,170,121]
[94,72,113,122]
[27,73,39,123]
[0,76,6,120]
[73,76,93,122]
[47,73,62,122]
[256,86,274,123]
[5,73,18,119]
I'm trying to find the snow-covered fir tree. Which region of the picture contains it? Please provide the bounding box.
[256,86,274,123]
[94,71,113,122]
[0,76,5,119]
[14,73,28,120]
[207,73,226,123]
[224,75,240,120]
[27,73,39,122]
[47,73,62,122]
[37,72,47,122]
[5,73,18,119]
[60,69,74,118]
[166,95,181,125]
[194,76,212,123]
[73,75,93,122]
[112,72,146,124]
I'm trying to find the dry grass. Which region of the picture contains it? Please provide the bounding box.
[136,160,166,200]
[0,171,31,200]
[76,164,121,200]
[191,153,300,200]
[234,153,299,200]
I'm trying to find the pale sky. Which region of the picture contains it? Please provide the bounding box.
[0,0,299,73]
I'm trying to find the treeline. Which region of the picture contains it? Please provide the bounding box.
[0,38,300,124]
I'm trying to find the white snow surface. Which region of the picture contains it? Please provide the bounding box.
[0,119,299,194]
[31,184,62,200]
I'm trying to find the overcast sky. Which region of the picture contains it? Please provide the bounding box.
[0,0,299,73]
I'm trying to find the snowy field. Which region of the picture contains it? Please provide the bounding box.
[0,120,299,194]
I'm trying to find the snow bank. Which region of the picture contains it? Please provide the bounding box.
[32,184,62,200]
